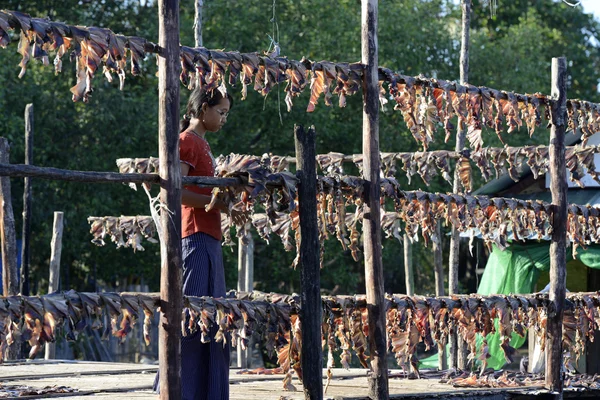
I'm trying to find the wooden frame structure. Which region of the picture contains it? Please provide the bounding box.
[0,1,580,399]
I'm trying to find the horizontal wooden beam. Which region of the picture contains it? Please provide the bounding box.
[0,163,159,184]
[0,163,286,188]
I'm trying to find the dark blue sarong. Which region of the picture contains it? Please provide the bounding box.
[154,231,230,400]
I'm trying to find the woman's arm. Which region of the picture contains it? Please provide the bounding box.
[180,162,227,210]
[180,162,248,225]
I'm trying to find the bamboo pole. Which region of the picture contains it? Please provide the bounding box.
[294,125,323,400]
[449,0,471,371]
[546,57,567,395]
[45,211,64,360]
[361,0,389,397]
[237,223,254,368]
[20,104,33,296]
[403,234,414,296]
[157,0,182,398]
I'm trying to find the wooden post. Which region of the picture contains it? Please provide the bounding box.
[434,222,445,297]
[157,1,182,398]
[449,0,471,371]
[45,211,63,360]
[0,138,18,297]
[586,268,600,374]
[361,0,389,398]
[21,104,33,296]
[194,0,203,47]
[0,138,19,361]
[294,125,322,400]
[546,56,567,395]
[403,234,414,296]
[434,221,447,370]
[237,223,254,368]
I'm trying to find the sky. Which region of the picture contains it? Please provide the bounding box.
[580,0,600,21]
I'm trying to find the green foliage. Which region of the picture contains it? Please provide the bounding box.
[0,0,598,298]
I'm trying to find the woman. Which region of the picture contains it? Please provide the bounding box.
[154,87,241,400]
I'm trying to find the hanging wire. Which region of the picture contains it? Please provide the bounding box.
[264,0,283,125]
[562,0,582,6]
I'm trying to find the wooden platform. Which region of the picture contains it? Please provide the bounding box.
[0,360,595,399]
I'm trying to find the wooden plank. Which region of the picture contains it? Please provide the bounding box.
[157,0,182,399]
[20,103,33,296]
[403,234,414,296]
[546,57,568,394]
[294,125,323,400]
[1,362,552,400]
[45,211,63,360]
[449,0,472,371]
[361,0,388,398]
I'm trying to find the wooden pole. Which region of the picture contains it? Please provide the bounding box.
[20,104,33,296]
[361,0,389,398]
[294,125,322,400]
[0,163,160,183]
[434,222,445,298]
[237,223,254,368]
[0,163,286,189]
[0,139,18,297]
[546,57,567,395]
[403,234,414,296]
[0,138,19,361]
[194,0,203,47]
[45,211,64,360]
[449,0,471,371]
[157,0,182,399]
[434,221,447,370]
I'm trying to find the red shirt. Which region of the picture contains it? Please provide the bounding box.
[180,131,222,240]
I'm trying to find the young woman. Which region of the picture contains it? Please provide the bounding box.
[154,87,242,400]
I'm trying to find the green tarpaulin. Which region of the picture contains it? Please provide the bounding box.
[420,242,600,369]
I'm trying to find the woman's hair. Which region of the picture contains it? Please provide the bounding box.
[180,87,234,132]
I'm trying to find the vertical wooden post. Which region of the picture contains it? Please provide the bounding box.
[194,0,203,47]
[45,211,63,360]
[449,0,471,371]
[294,125,322,400]
[157,1,182,398]
[434,221,447,370]
[0,138,19,361]
[21,104,33,296]
[586,268,600,374]
[0,138,18,297]
[434,222,445,298]
[403,234,414,296]
[546,56,567,395]
[361,0,389,398]
[237,224,254,368]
